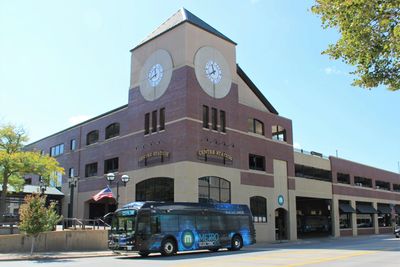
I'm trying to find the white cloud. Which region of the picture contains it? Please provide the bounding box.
[293,142,302,149]
[68,115,92,125]
[324,67,343,75]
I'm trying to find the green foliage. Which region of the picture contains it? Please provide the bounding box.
[0,124,64,220]
[312,0,400,90]
[19,194,62,236]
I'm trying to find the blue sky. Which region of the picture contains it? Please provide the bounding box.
[1,0,399,173]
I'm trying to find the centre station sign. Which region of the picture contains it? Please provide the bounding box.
[197,148,233,165]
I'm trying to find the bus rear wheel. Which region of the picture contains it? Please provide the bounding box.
[229,235,243,251]
[160,238,177,256]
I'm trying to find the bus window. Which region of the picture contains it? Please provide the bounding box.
[179,215,195,229]
[196,216,210,230]
[238,216,250,229]
[210,216,225,231]
[160,215,179,232]
[225,216,239,231]
[137,213,150,234]
[150,215,160,234]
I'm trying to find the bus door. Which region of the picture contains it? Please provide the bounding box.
[136,211,151,249]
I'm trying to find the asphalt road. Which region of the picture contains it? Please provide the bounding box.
[2,235,399,267]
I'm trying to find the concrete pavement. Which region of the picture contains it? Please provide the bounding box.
[0,234,395,262]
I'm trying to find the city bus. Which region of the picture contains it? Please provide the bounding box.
[108,202,256,257]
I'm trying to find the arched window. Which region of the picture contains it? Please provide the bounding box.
[105,123,120,139]
[86,130,99,145]
[135,177,174,202]
[250,196,267,223]
[198,176,231,203]
[272,125,287,142]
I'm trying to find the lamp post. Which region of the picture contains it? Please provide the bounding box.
[68,176,78,219]
[39,178,47,196]
[106,173,130,208]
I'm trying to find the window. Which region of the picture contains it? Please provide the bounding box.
[211,108,218,130]
[86,130,99,145]
[104,157,119,174]
[356,202,375,228]
[85,162,98,177]
[25,178,32,185]
[151,110,157,133]
[135,177,174,202]
[198,176,231,203]
[249,154,265,171]
[50,143,64,157]
[202,105,209,128]
[248,118,264,135]
[377,204,392,227]
[272,125,287,142]
[50,172,62,188]
[339,200,353,229]
[70,139,76,151]
[68,168,74,178]
[394,184,400,192]
[337,173,350,184]
[159,108,165,131]
[354,176,372,188]
[144,113,150,135]
[105,123,120,139]
[295,164,332,182]
[375,180,390,191]
[220,110,226,133]
[250,196,267,223]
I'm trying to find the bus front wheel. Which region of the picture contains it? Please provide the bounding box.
[160,238,177,256]
[229,235,242,251]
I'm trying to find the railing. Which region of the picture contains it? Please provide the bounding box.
[62,218,110,230]
[0,222,19,234]
[294,148,330,159]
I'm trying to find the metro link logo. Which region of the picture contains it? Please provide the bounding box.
[182,230,195,248]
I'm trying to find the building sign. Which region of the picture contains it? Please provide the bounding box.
[138,151,170,166]
[197,149,233,165]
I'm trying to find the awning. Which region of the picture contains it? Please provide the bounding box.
[377,204,392,214]
[356,203,377,214]
[339,203,356,213]
[395,205,400,214]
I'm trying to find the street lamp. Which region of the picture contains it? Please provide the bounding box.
[106,173,130,208]
[39,178,47,196]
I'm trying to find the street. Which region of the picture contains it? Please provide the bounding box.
[2,235,399,267]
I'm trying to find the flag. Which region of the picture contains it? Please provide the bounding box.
[92,186,114,201]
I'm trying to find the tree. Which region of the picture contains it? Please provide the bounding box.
[19,194,63,255]
[0,124,64,222]
[312,0,400,91]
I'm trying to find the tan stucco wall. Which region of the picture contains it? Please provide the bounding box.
[237,75,269,112]
[294,152,331,170]
[295,178,332,199]
[75,161,283,242]
[0,230,108,253]
[130,23,237,90]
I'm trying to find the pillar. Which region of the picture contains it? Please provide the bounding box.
[331,196,340,237]
[351,200,357,236]
[373,202,379,234]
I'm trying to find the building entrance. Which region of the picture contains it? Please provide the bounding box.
[275,208,288,240]
[296,197,332,238]
[87,198,116,220]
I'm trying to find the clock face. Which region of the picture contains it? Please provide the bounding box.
[148,64,164,87]
[139,49,173,101]
[205,60,222,84]
[194,46,231,99]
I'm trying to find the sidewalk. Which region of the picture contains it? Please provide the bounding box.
[0,250,115,261]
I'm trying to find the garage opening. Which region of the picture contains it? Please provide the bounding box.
[296,197,332,238]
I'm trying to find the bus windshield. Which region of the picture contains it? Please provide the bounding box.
[111,209,137,235]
